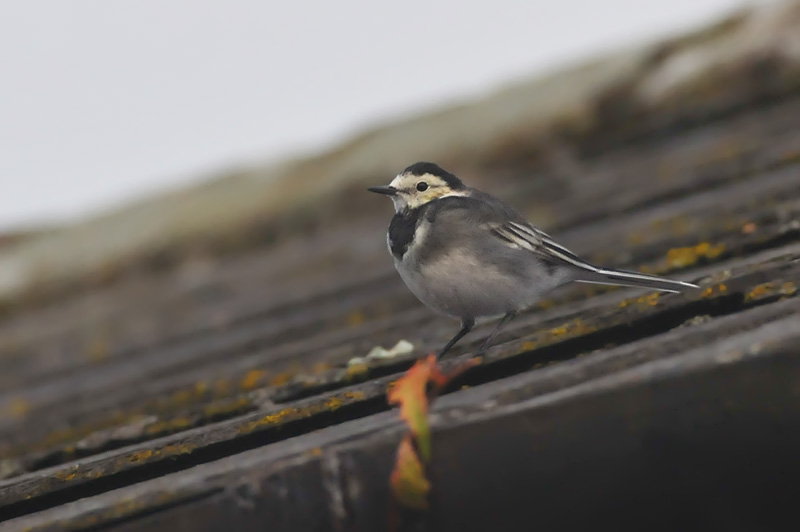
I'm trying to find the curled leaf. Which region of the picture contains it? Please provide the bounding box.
[390,435,431,510]
[388,355,436,461]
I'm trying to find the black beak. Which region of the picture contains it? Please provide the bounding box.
[367,185,397,196]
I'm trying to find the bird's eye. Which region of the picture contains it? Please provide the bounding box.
[416,182,428,192]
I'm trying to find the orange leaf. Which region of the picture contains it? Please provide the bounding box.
[388,354,481,462]
[387,354,482,513]
[388,355,435,461]
[390,435,431,510]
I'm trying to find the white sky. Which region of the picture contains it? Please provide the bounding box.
[0,0,748,230]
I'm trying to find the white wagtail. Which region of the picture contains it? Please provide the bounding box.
[369,162,700,360]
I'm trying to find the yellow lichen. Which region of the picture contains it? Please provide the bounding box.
[145,417,193,436]
[239,391,366,434]
[619,292,660,309]
[86,336,110,363]
[345,362,369,380]
[128,450,154,463]
[170,389,194,406]
[269,372,292,387]
[346,310,366,327]
[745,283,770,301]
[548,319,596,339]
[780,282,796,296]
[536,299,555,310]
[312,362,332,375]
[2,398,31,419]
[627,232,645,245]
[54,467,79,481]
[241,408,299,433]
[203,397,252,418]
[666,242,726,268]
[241,369,267,390]
[213,378,232,397]
[325,397,343,410]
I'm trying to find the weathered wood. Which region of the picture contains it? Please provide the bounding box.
[1,61,800,531]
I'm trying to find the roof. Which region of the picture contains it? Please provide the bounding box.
[2,2,800,530]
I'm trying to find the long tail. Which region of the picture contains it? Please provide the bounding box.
[573,267,699,294]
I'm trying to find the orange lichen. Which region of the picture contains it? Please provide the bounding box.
[269,372,293,387]
[627,231,645,245]
[213,378,232,396]
[170,389,194,406]
[536,299,555,310]
[619,292,661,308]
[701,283,728,298]
[123,444,195,466]
[346,310,366,327]
[2,398,31,420]
[86,337,110,363]
[54,468,79,481]
[312,362,332,375]
[324,397,343,410]
[145,417,193,436]
[741,222,757,234]
[240,369,267,390]
[548,319,597,339]
[240,391,368,434]
[746,281,797,301]
[666,242,726,268]
[203,397,252,418]
[345,362,369,380]
[128,450,154,463]
[745,283,771,301]
[780,281,796,296]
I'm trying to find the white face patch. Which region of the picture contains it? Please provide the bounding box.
[386,172,468,212]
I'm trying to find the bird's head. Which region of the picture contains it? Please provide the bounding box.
[368,162,468,212]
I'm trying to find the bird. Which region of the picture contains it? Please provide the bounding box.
[368,162,700,360]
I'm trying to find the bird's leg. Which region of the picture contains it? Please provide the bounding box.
[476,312,517,356]
[436,318,475,360]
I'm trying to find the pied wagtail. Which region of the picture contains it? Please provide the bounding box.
[369,162,699,360]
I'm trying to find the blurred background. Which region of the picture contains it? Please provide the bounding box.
[1,0,748,230]
[3,0,800,527]
[0,0,759,298]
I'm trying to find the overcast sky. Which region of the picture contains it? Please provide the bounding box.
[0,0,749,230]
